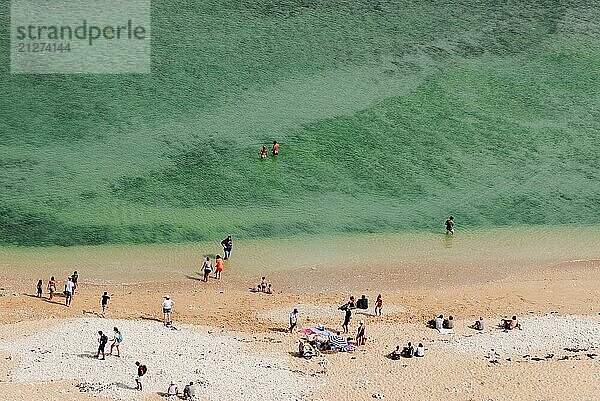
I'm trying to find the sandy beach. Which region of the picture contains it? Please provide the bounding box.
[0,228,599,401]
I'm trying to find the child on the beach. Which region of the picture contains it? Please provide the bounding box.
[266,283,273,294]
[202,257,212,282]
[36,279,43,298]
[375,294,383,316]
[215,255,223,279]
[260,277,267,292]
[101,292,110,317]
[260,146,268,159]
[47,276,56,300]
[109,326,123,357]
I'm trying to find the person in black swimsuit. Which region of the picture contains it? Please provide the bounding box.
[445,216,455,234]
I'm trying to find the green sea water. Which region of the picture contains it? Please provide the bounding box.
[1,1,599,246]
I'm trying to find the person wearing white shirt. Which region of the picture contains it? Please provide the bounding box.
[162,295,174,325]
[64,277,75,307]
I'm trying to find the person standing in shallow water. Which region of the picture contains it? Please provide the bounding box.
[221,235,233,259]
[445,216,455,234]
[272,140,279,156]
[260,146,268,159]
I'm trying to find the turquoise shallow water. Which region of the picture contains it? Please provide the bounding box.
[1,1,599,246]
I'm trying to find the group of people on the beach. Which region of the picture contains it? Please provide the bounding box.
[199,236,233,282]
[251,276,274,293]
[36,271,78,307]
[95,326,123,360]
[260,141,279,159]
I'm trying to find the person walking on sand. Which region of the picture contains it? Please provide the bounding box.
[64,277,74,307]
[71,271,79,297]
[135,361,147,391]
[221,235,233,259]
[342,307,352,333]
[260,146,268,159]
[445,216,455,234]
[101,292,110,317]
[162,295,174,325]
[48,276,56,300]
[214,255,223,279]
[272,140,280,156]
[96,330,108,360]
[202,257,212,282]
[109,326,123,357]
[36,279,43,298]
[289,308,299,333]
[356,320,366,346]
[375,294,383,316]
[167,380,179,401]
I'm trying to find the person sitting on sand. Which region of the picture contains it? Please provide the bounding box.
[202,257,212,282]
[401,342,415,358]
[48,276,56,300]
[162,296,174,325]
[375,294,383,316]
[356,320,366,346]
[445,216,455,234]
[444,315,454,329]
[416,343,425,357]
[435,315,444,330]
[184,381,197,400]
[96,331,108,360]
[260,277,268,292]
[348,296,356,308]
[502,315,522,331]
[36,279,43,298]
[167,380,178,401]
[289,308,299,333]
[266,283,273,294]
[101,292,110,318]
[109,327,123,357]
[471,317,484,331]
[214,255,223,279]
[390,346,402,360]
[272,140,279,156]
[260,146,268,159]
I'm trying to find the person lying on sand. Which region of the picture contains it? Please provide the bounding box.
[502,316,522,331]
